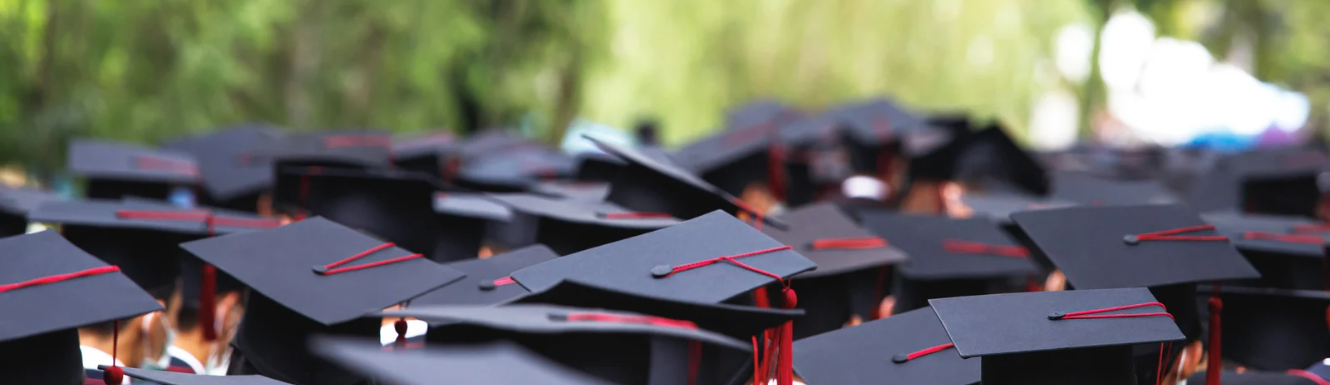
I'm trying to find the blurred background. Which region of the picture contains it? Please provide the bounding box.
[0,0,1324,178]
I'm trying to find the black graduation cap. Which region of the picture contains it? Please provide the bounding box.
[573,151,627,183]
[1202,285,1330,371]
[673,116,786,198]
[431,192,513,262]
[530,180,612,202]
[761,202,907,337]
[166,125,281,212]
[313,337,614,385]
[724,99,799,132]
[455,147,575,192]
[108,366,291,385]
[411,245,558,307]
[0,231,163,385]
[952,123,1050,196]
[0,184,63,237]
[69,139,200,200]
[456,129,542,160]
[489,193,681,255]
[391,132,459,179]
[792,307,979,385]
[586,135,784,228]
[1187,370,1325,385]
[859,213,1041,314]
[930,288,1186,385]
[508,210,814,305]
[1235,149,1330,217]
[959,191,1075,226]
[384,304,753,385]
[1204,211,1328,291]
[246,131,394,169]
[178,217,465,385]
[1050,170,1177,206]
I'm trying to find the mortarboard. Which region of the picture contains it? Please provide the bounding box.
[673,116,787,199]
[391,132,459,179]
[724,99,800,132]
[1204,211,1328,291]
[431,192,513,262]
[859,213,1041,314]
[384,304,754,385]
[959,192,1075,227]
[0,184,63,237]
[1050,170,1176,206]
[1201,285,1330,372]
[761,203,907,337]
[0,231,163,385]
[930,288,1186,385]
[109,366,291,385]
[1187,370,1325,385]
[457,129,542,160]
[573,151,627,183]
[1187,149,1330,216]
[489,192,680,255]
[165,125,281,212]
[586,135,783,228]
[313,337,614,385]
[952,123,1050,196]
[454,147,575,192]
[69,139,200,200]
[178,217,465,385]
[411,245,558,307]
[246,131,393,169]
[530,180,612,202]
[792,307,980,385]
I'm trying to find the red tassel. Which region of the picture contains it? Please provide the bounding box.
[777,288,796,385]
[1206,295,1222,385]
[767,143,787,203]
[105,320,122,384]
[200,264,217,341]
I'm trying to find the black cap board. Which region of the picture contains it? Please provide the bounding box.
[959,191,1075,226]
[1050,170,1177,206]
[587,135,785,228]
[313,337,615,385]
[165,125,281,211]
[1202,285,1330,371]
[457,129,542,160]
[431,192,513,262]
[1235,149,1330,217]
[0,185,63,237]
[952,124,1050,196]
[110,366,291,385]
[1187,370,1323,385]
[930,288,1186,385]
[490,192,681,255]
[761,202,906,337]
[859,213,1041,314]
[792,307,980,385]
[69,139,199,200]
[179,217,465,385]
[0,231,163,385]
[530,180,613,202]
[509,210,815,305]
[246,131,393,169]
[724,99,799,132]
[30,199,281,237]
[411,245,559,307]
[391,132,459,179]
[455,148,575,192]
[573,151,627,183]
[384,304,751,385]
[1204,212,1328,291]
[673,117,784,197]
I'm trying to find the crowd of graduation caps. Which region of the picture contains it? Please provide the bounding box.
[2,97,1330,385]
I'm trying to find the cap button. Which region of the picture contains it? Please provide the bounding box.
[891,354,909,364]
[547,313,568,321]
[1122,234,1139,245]
[311,265,330,275]
[650,265,673,278]
[478,280,497,291]
[1048,312,1066,320]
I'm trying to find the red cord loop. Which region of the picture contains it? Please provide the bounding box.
[0,266,121,294]
[1293,223,1330,234]
[598,212,673,220]
[651,246,793,285]
[941,240,1029,258]
[553,312,699,330]
[135,155,198,177]
[1124,224,1227,244]
[892,343,955,363]
[1048,301,1174,321]
[1243,231,1326,245]
[1288,369,1330,385]
[808,237,888,250]
[313,243,423,276]
[478,276,517,291]
[115,210,283,234]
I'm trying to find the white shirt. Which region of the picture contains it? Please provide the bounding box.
[378,319,428,345]
[167,345,206,374]
[80,345,131,384]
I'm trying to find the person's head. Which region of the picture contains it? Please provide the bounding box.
[634,118,659,146]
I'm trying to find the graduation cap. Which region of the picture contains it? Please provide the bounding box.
[761,203,907,337]
[723,99,800,132]
[1202,285,1330,371]
[411,245,558,307]
[69,139,199,200]
[573,151,627,183]
[166,125,281,212]
[1188,149,1330,215]
[0,185,63,237]
[959,192,1075,227]
[530,180,612,202]
[106,366,291,385]
[313,337,614,385]
[586,135,784,228]
[178,217,465,385]
[1050,170,1177,206]
[792,307,980,385]
[391,132,459,179]
[489,193,681,255]
[431,192,513,262]
[456,129,542,160]
[1187,370,1326,385]
[0,231,163,385]
[246,131,394,169]
[952,123,1050,196]
[673,115,787,198]
[930,288,1186,385]
[455,148,576,192]
[859,213,1041,314]
[1204,211,1328,291]
[384,304,753,385]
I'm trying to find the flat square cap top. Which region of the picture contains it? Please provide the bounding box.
[179,217,465,325]
[764,203,906,278]
[530,181,612,202]
[412,245,559,307]
[313,338,614,385]
[673,120,778,174]
[490,193,680,229]
[1050,171,1177,206]
[1203,211,1328,258]
[959,192,1075,224]
[860,213,1040,280]
[586,135,719,194]
[793,307,979,385]
[115,366,291,385]
[0,231,162,342]
[510,211,814,304]
[383,304,749,351]
[929,288,1185,358]
[249,131,393,168]
[69,139,199,183]
[1010,205,1259,289]
[434,192,513,222]
[30,199,282,236]
[166,125,279,200]
[391,133,457,160]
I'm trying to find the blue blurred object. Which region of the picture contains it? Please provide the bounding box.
[169,186,196,208]
[1184,130,1258,153]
